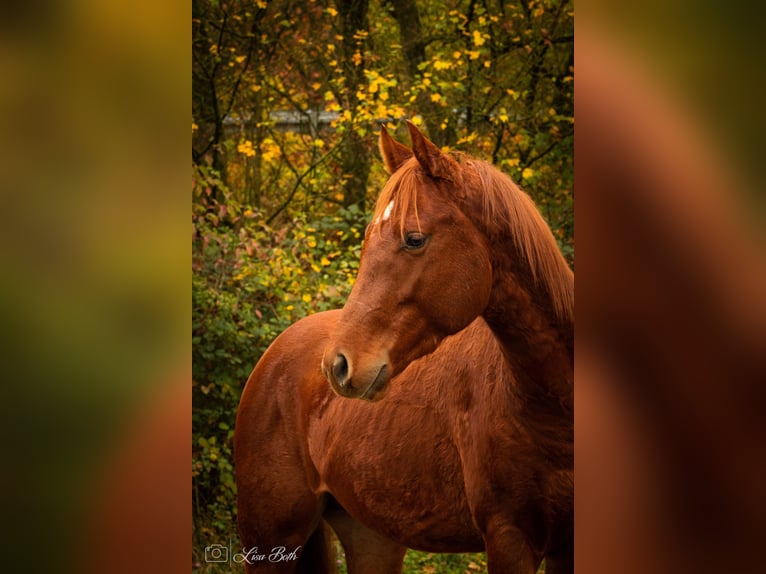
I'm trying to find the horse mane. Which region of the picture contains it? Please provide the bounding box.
[372,155,574,324]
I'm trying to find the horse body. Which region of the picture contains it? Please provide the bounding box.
[308,349,485,552]
[321,124,573,573]
[236,309,572,572]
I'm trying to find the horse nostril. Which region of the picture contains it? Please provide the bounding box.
[332,354,349,387]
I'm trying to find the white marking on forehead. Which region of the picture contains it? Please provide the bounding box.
[382,200,394,221]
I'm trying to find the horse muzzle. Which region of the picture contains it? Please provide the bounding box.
[322,349,391,401]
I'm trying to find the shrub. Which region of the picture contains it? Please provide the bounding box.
[192,166,364,545]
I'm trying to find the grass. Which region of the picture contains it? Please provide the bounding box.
[334,543,488,573]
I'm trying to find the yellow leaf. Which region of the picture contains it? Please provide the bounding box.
[430,93,442,103]
[453,51,462,59]
[235,55,246,64]
[302,294,312,303]
[327,7,338,17]
[472,30,485,47]
[311,82,322,91]
[237,140,256,157]
[352,51,363,66]
[522,167,534,180]
[321,257,331,266]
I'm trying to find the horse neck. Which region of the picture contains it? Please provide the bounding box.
[482,240,574,419]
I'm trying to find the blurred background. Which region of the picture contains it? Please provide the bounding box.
[0,0,763,572]
[577,2,766,574]
[0,0,188,572]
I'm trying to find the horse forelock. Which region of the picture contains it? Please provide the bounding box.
[371,157,423,238]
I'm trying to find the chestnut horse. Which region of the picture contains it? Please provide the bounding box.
[236,312,537,573]
[235,124,572,573]
[322,123,573,572]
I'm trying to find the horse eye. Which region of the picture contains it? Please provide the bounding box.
[403,232,428,250]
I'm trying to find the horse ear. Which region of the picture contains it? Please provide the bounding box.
[406,120,456,180]
[379,125,412,174]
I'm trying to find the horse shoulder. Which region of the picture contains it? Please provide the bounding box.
[235,310,340,477]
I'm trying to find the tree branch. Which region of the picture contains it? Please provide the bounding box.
[265,140,345,225]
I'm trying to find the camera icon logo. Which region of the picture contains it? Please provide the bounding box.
[205,544,229,563]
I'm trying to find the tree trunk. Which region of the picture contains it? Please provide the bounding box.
[386,0,457,147]
[192,0,227,201]
[337,0,372,210]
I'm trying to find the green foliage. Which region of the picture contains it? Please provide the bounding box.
[401,550,488,574]
[192,165,364,545]
[193,0,574,246]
